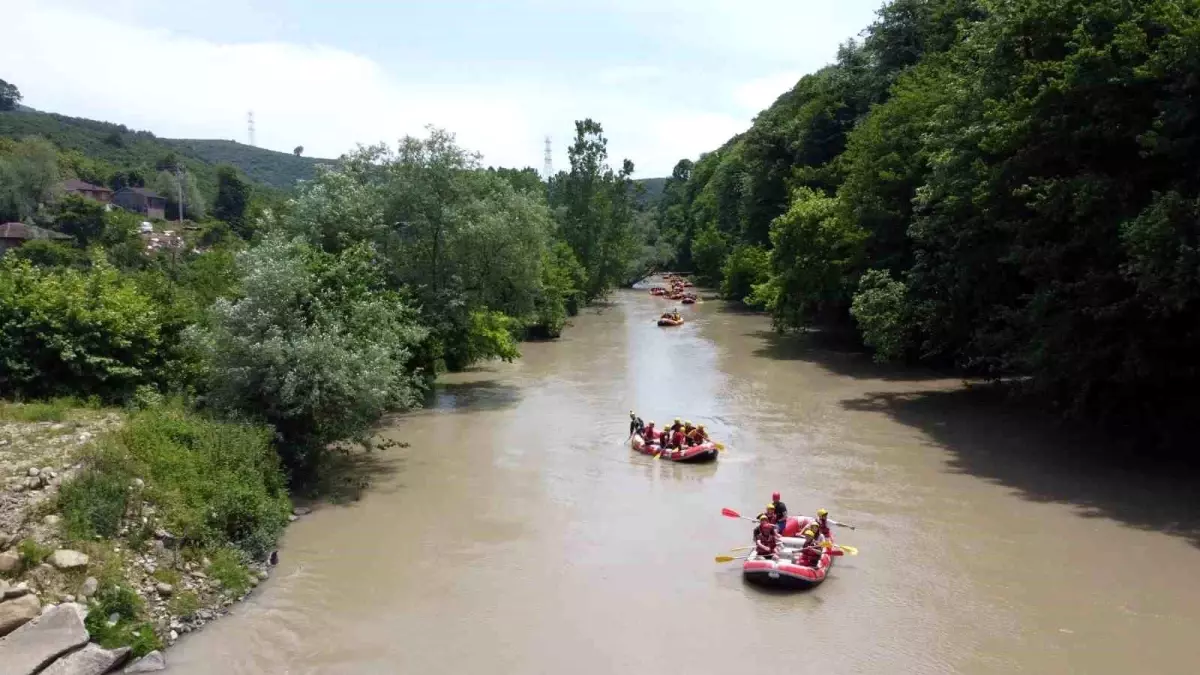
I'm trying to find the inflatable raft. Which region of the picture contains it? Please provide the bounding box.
[743,534,836,589]
[631,435,718,463]
[658,316,684,327]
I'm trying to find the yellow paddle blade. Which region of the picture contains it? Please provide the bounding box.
[653,452,662,460]
[715,442,726,451]
[730,545,753,552]
[714,555,739,563]
[838,544,859,556]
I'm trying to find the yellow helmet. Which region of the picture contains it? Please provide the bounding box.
[685,420,692,426]
[647,421,654,426]
[698,424,705,430]
[758,514,768,521]
[674,418,681,423]
[803,527,817,537]
[765,503,775,511]
[817,508,828,517]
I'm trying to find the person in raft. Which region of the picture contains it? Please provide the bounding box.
[770,491,788,530]
[813,508,856,539]
[628,410,644,437]
[752,503,778,540]
[640,420,659,445]
[687,423,709,446]
[754,517,780,559]
[669,418,683,435]
[682,420,695,441]
[794,526,823,568]
[668,425,687,450]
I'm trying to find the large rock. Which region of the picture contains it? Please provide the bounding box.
[0,594,42,637]
[48,551,89,571]
[0,552,18,574]
[122,650,166,673]
[40,643,131,675]
[0,602,88,674]
[3,583,32,601]
[77,578,98,599]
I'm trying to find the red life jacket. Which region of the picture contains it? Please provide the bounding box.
[755,528,778,554]
[671,430,686,447]
[642,427,658,441]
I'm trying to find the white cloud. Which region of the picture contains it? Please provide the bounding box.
[0,0,877,176]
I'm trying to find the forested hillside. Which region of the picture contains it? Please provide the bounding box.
[654,0,1200,436]
[0,108,325,194]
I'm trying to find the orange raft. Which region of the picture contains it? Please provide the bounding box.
[631,435,719,463]
[658,316,684,327]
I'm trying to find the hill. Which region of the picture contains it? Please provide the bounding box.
[0,109,328,194]
[633,177,666,209]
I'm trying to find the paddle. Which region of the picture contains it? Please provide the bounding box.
[715,553,753,563]
[721,507,758,523]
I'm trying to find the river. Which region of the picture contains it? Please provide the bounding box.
[168,284,1200,674]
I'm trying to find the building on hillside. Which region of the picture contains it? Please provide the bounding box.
[112,187,167,220]
[61,179,113,203]
[0,222,73,255]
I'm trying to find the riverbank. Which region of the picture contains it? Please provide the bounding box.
[0,401,296,673]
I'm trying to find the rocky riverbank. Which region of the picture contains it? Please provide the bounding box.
[0,406,296,673]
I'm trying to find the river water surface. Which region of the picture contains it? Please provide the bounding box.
[169,285,1200,674]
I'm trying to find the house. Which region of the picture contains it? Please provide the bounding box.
[0,222,73,255]
[112,187,167,220]
[61,179,113,204]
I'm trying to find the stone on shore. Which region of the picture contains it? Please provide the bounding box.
[154,583,173,597]
[122,650,166,673]
[48,550,89,571]
[0,593,42,637]
[39,643,131,675]
[0,603,89,674]
[0,552,19,574]
[77,578,98,599]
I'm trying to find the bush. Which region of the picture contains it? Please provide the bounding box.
[720,244,770,305]
[195,235,429,478]
[0,254,166,401]
[207,547,252,596]
[101,405,291,558]
[85,583,162,657]
[0,396,94,422]
[58,467,130,540]
[850,269,910,362]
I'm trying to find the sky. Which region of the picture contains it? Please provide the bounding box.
[2,0,883,177]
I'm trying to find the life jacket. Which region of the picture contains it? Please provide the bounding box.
[755,528,778,554]
[671,430,686,447]
[642,426,658,440]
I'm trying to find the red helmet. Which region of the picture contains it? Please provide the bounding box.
[772,491,780,501]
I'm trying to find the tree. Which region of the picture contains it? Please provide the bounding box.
[0,78,22,111]
[213,165,252,237]
[153,170,206,221]
[52,194,108,246]
[293,146,304,157]
[0,137,61,222]
[547,119,639,299]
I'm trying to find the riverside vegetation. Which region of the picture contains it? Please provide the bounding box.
[649,0,1200,442]
[0,115,656,663]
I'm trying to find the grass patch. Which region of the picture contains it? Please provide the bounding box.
[151,568,180,586]
[84,582,161,657]
[59,403,290,558]
[17,538,53,570]
[167,590,201,617]
[58,468,130,540]
[0,397,98,422]
[207,548,252,596]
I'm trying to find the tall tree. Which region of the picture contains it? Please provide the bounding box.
[213,165,252,237]
[0,78,21,111]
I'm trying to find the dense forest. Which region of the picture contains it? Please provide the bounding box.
[652,0,1200,441]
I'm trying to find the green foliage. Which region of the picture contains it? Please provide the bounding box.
[0,254,167,401]
[206,547,253,596]
[91,405,289,557]
[0,79,20,111]
[85,583,161,657]
[58,466,130,540]
[16,538,53,570]
[720,244,770,305]
[0,136,60,222]
[547,119,640,300]
[0,396,94,422]
[4,240,89,268]
[850,269,910,362]
[51,194,107,246]
[196,235,429,476]
[167,590,201,617]
[690,225,729,285]
[213,165,252,236]
[751,188,866,326]
[153,169,206,221]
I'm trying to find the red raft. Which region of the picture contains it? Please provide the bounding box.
[631,435,719,463]
[743,533,836,590]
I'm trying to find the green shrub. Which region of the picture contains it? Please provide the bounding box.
[0,396,94,422]
[16,538,52,569]
[58,467,130,540]
[850,269,910,363]
[720,244,770,306]
[108,405,290,558]
[167,590,201,617]
[0,255,166,401]
[207,547,252,596]
[85,583,161,657]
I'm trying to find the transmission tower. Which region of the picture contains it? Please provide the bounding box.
[543,136,553,179]
[247,111,256,146]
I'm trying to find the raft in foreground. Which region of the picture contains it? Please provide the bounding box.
[631,435,718,463]
[742,538,835,590]
[658,316,684,327]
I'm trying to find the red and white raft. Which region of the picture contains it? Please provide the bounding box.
[742,535,836,590]
[631,435,719,463]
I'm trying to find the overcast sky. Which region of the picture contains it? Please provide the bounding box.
[2,0,882,177]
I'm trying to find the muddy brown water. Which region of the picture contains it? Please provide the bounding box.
[169,286,1200,674]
